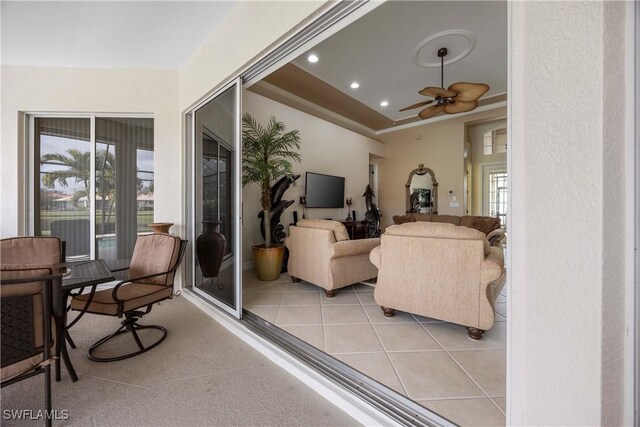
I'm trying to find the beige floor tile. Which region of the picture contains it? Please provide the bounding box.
[351,283,375,293]
[320,290,361,305]
[282,291,321,306]
[243,270,290,283]
[374,323,441,351]
[243,281,289,292]
[492,397,506,414]
[334,352,405,395]
[285,281,321,292]
[275,306,322,326]
[494,302,507,317]
[246,306,279,323]
[355,291,377,305]
[324,324,383,354]
[280,325,325,351]
[322,305,369,324]
[419,398,505,426]
[243,291,284,308]
[363,305,417,324]
[412,314,444,323]
[494,312,507,322]
[424,322,506,350]
[450,350,506,397]
[388,351,484,400]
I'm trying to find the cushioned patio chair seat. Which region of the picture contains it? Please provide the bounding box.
[70,283,173,316]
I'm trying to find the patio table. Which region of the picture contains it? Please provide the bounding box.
[55,259,114,382]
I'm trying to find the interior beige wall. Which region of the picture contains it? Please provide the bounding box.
[377,107,507,228]
[242,90,386,263]
[466,118,507,216]
[0,65,180,237]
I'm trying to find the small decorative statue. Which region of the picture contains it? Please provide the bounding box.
[259,174,300,245]
[345,198,353,221]
[363,184,382,238]
[299,195,307,219]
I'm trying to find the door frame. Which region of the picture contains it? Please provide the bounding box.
[187,77,243,319]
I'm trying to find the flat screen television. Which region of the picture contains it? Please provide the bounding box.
[305,172,345,208]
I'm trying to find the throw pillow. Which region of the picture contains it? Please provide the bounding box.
[471,217,501,235]
[392,214,415,225]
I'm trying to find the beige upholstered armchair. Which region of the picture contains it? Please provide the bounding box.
[285,219,380,297]
[370,222,506,339]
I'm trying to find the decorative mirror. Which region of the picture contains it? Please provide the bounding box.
[405,164,438,214]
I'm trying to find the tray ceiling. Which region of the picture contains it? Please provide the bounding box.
[288,1,507,124]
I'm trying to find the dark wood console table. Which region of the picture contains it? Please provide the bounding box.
[339,220,368,240]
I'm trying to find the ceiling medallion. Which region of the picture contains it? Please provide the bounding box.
[412,29,476,68]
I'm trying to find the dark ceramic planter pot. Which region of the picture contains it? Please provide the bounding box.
[196,221,226,278]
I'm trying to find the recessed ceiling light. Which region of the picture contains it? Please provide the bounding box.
[350,82,360,89]
[307,54,319,63]
[380,100,389,107]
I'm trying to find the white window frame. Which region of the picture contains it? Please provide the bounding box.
[26,112,154,259]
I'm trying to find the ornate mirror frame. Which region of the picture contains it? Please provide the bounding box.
[405,163,438,214]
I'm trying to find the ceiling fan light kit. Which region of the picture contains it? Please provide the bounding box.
[402,46,489,120]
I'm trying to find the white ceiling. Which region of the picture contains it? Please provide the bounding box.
[292,1,507,122]
[1,1,236,69]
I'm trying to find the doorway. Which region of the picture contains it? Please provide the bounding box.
[188,80,243,318]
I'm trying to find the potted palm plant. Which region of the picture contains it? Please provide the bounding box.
[242,113,301,281]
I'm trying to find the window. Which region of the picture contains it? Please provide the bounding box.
[33,116,154,262]
[483,127,507,155]
[488,170,507,226]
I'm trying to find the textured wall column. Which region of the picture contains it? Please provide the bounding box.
[510,1,630,425]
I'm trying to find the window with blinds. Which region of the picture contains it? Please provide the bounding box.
[34,116,154,263]
[483,127,507,155]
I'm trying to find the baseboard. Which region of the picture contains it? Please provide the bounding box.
[181,289,400,427]
[242,261,254,271]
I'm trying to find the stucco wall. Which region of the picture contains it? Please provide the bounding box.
[509,1,630,425]
[0,65,180,237]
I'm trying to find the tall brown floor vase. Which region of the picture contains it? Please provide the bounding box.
[196,221,226,279]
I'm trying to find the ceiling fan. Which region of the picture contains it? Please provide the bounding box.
[400,47,489,120]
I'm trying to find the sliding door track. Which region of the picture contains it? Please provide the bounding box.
[242,310,456,427]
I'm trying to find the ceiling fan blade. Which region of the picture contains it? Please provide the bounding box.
[399,100,434,112]
[419,86,456,98]
[444,100,479,114]
[418,105,445,120]
[447,82,490,102]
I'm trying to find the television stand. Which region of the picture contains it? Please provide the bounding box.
[339,220,368,240]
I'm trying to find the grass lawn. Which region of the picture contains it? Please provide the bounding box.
[40,210,154,233]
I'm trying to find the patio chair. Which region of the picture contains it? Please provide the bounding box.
[70,233,187,362]
[1,237,64,427]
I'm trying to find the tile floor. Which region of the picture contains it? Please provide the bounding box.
[244,269,508,427]
[1,298,358,426]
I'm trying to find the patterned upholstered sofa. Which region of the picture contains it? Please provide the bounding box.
[370,222,506,339]
[392,213,505,246]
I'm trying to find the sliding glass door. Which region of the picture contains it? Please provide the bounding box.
[189,79,242,318]
[32,115,154,263]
